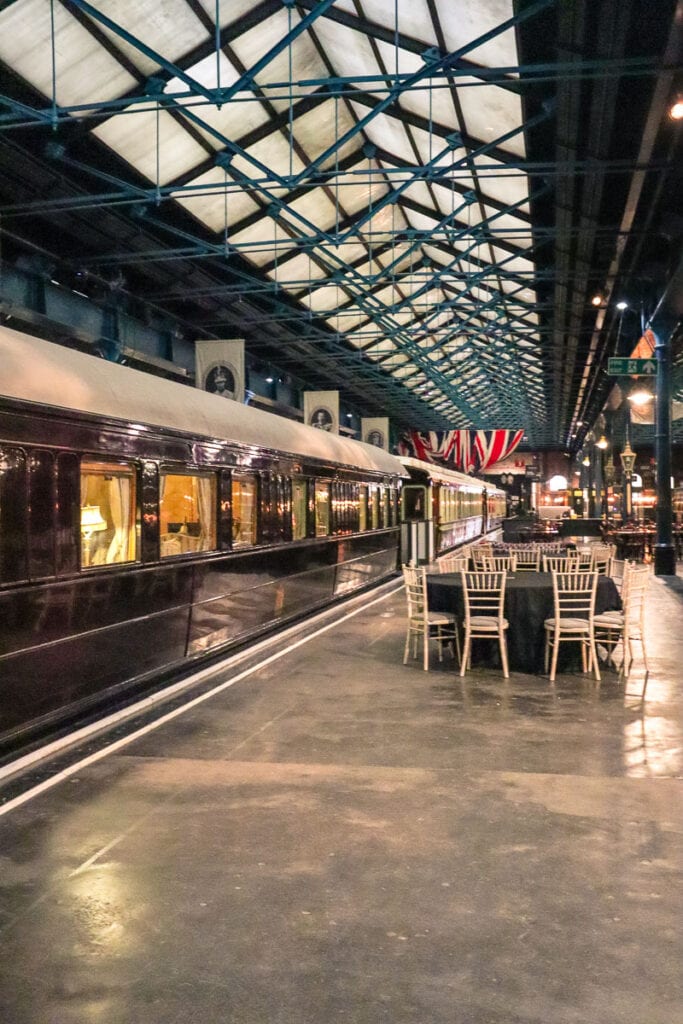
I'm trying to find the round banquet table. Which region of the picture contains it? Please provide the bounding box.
[427,571,621,675]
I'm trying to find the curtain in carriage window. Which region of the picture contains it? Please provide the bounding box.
[80,460,137,567]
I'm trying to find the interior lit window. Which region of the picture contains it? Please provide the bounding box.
[292,477,307,540]
[370,486,380,529]
[315,480,330,536]
[231,473,257,546]
[359,485,368,531]
[80,460,137,568]
[160,470,216,557]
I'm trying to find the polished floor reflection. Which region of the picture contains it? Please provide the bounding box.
[0,574,681,1024]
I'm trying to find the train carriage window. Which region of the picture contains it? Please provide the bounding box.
[0,447,28,583]
[381,487,390,528]
[81,460,137,567]
[315,480,330,536]
[160,470,216,557]
[389,487,397,527]
[231,473,257,547]
[370,486,381,529]
[359,485,368,531]
[292,477,307,540]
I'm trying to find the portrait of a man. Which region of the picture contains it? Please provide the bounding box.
[310,407,334,431]
[365,429,385,448]
[205,364,236,399]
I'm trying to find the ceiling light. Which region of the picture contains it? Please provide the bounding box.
[616,301,628,311]
[669,97,683,120]
[582,455,591,467]
[265,375,274,383]
[591,294,603,307]
[596,435,609,449]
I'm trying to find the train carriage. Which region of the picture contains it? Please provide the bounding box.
[399,457,505,565]
[0,327,405,751]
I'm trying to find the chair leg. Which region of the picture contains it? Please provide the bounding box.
[499,632,509,679]
[453,624,461,668]
[460,633,470,677]
[549,632,559,682]
[589,634,601,682]
[544,629,550,673]
[403,626,411,665]
[423,627,429,671]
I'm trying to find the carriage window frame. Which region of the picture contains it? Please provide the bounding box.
[231,471,258,548]
[80,459,139,569]
[314,479,330,537]
[159,468,217,559]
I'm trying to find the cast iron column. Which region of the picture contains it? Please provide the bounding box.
[653,319,676,575]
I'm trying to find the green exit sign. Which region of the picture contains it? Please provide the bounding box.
[607,357,657,376]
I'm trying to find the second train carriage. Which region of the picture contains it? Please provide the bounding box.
[399,457,505,565]
[0,326,405,752]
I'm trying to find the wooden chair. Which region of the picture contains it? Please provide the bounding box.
[483,553,517,573]
[471,543,493,569]
[590,544,615,576]
[402,565,460,671]
[543,571,600,682]
[437,555,469,574]
[593,563,649,681]
[460,570,509,678]
[511,548,541,572]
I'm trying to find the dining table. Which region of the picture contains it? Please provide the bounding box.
[427,570,622,675]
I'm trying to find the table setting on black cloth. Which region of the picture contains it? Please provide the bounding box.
[427,571,622,675]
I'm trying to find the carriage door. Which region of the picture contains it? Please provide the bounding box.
[400,485,432,565]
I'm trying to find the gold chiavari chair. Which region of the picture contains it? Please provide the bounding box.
[402,565,460,671]
[543,570,600,683]
[460,570,509,678]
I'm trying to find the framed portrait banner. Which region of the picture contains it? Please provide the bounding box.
[361,417,389,450]
[304,391,339,434]
[195,339,245,403]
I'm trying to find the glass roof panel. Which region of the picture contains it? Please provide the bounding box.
[172,169,261,232]
[93,106,210,185]
[348,105,417,165]
[165,55,270,147]
[0,0,136,111]
[436,0,518,72]
[230,219,296,266]
[374,41,456,126]
[471,155,530,212]
[292,101,360,169]
[456,81,526,158]
[311,18,383,98]
[82,0,208,76]
[266,252,327,287]
[231,10,329,114]
[195,0,261,29]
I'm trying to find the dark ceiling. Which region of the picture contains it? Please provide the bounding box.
[0,0,681,449]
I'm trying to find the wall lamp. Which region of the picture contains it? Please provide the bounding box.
[626,385,653,407]
[595,435,609,450]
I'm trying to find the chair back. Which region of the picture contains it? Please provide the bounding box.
[461,570,506,624]
[402,564,427,619]
[622,563,649,625]
[437,555,469,573]
[551,570,598,620]
[512,548,541,571]
[590,544,615,576]
[483,553,517,572]
[543,553,580,572]
[471,543,493,569]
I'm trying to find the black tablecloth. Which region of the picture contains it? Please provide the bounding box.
[427,572,621,674]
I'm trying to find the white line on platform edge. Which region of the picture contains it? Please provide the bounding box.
[0,582,400,818]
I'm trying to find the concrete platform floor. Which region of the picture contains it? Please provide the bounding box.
[0,574,681,1024]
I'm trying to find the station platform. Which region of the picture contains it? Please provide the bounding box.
[0,572,682,1024]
